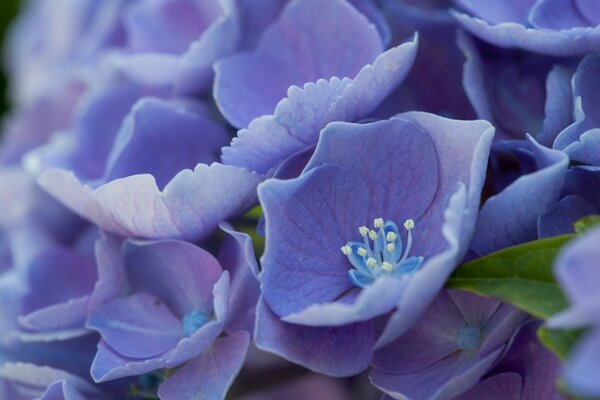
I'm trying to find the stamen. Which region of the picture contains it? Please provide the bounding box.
[381,262,393,273]
[400,221,414,263]
[344,218,424,289]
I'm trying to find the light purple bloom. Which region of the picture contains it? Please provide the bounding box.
[372,290,527,400]
[255,112,493,374]
[85,230,256,398]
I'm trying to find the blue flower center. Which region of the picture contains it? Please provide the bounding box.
[457,325,482,351]
[341,218,424,288]
[182,310,209,336]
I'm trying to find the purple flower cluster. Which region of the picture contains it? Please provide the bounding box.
[0,0,598,399]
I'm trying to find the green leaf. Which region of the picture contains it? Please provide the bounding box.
[446,235,574,319]
[538,325,587,360]
[574,215,600,235]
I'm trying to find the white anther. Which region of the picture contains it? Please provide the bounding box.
[404,219,415,230]
[374,218,384,228]
[341,246,352,256]
[381,262,393,273]
[359,226,369,237]
[387,243,395,253]
[368,230,378,240]
[366,258,377,268]
[357,247,368,257]
[386,232,397,242]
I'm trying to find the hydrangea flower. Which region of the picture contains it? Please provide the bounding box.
[255,112,493,374]
[85,228,258,398]
[453,0,600,56]
[372,290,527,399]
[549,226,600,397]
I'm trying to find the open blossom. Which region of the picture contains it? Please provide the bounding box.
[372,290,527,399]
[255,112,493,374]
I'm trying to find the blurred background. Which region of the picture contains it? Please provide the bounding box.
[0,0,20,115]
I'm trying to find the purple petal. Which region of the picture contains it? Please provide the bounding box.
[124,0,223,54]
[218,224,260,333]
[157,331,250,400]
[455,0,535,24]
[88,235,128,314]
[37,380,87,400]
[214,0,383,128]
[18,296,90,340]
[471,136,568,255]
[452,10,600,56]
[371,348,504,400]
[491,321,563,400]
[563,330,600,397]
[175,4,239,95]
[549,227,600,328]
[124,239,223,317]
[87,292,183,359]
[373,290,466,374]
[538,195,597,238]
[539,65,574,146]
[455,373,522,400]
[281,277,406,326]
[0,363,102,398]
[38,163,261,241]
[221,36,418,174]
[258,165,368,318]
[254,298,374,377]
[529,0,590,29]
[104,98,229,188]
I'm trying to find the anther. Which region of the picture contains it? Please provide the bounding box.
[357,247,368,257]
[368,230,378,240]
[387,243,395,252]
[359,226,369,237]
[404,219,415,230]
[374,218,384,228]
[366,258,377,268]
[386,232,397,242]
[341,246,352,256]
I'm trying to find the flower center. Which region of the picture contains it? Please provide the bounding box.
[341,218,424,288]
[182,310,209,336]
[457,325,483,352]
